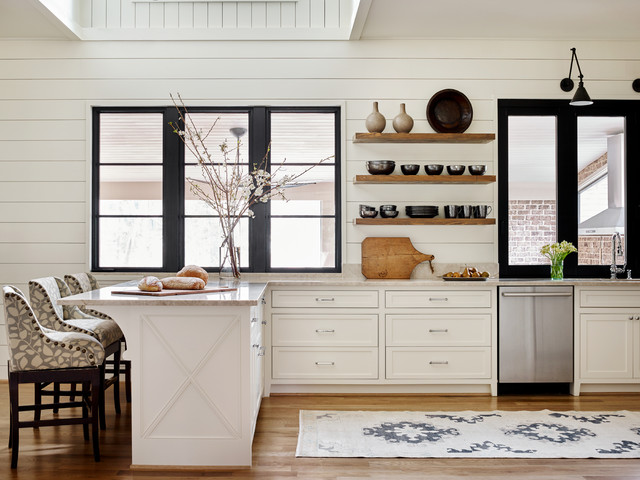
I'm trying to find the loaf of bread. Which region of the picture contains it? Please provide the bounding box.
[161,276,205,290]
[176,264,209,284]
[138,276,163,292]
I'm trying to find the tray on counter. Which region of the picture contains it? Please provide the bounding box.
[441,276,488,281]
[111,287,237,296]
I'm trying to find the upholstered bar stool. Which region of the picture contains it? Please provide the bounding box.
[64,273,131,403]
[28,277,124,430]
[3,286,104,469]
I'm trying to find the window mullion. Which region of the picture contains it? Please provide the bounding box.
[248,107,269,272]
[163,107,185,272]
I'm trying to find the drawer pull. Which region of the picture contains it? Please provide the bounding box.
[261,320,267,325]
[315,361,335,366]
[258,347,265,357]
[252,343,260,349]
[251,317,258,323]
[429,361,449,365]
[315,297,335,302]
[630,316,635,320]
[315,329,336,333]
[428,329,449,333]
[428,297,449,302]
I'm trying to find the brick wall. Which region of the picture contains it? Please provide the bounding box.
[578,153,607,187]
[578,234,624,265]
[508,200,557,265]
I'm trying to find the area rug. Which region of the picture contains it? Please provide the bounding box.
[296,410,640,458]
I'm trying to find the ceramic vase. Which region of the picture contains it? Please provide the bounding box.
[393,103,414,133]
[365,101,386,133]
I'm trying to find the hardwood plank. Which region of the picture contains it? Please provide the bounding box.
[1,384,639,479]
[353,133,496,144]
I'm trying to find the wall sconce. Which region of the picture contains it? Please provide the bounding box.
[633,79,640,92]
[560,47,593,106]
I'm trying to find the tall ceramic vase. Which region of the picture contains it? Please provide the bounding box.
[365,101,386,133]
[393,103,414,133]
[219,230,241,280]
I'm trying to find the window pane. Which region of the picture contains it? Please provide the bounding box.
[99,113,163,164]
[184,217,249,268]
[99,217,162,268]
[577,117,625,265]
[270,112,335,164]
[183,113,249,164]
[270,165,335,215]
[270,218,335,268]
[100,165,162,215]
[507,116,557,265]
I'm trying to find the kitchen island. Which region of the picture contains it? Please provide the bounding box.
[58,281,267,469]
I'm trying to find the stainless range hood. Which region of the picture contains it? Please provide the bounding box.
[578,134,625,235]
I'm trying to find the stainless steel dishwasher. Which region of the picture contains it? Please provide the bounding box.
[498,285,574,384]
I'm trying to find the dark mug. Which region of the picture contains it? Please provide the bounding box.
[444,205,459,218]
[458,205,473,218]
[473,205,493,218]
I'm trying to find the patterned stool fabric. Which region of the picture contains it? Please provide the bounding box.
[3,285,103,468]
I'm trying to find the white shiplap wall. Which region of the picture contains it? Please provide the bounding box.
[0,38,639,377]
[80,0,353,39]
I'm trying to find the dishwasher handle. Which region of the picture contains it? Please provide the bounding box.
[501,292,573,298]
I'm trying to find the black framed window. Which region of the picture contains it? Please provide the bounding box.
[498,99,640,278]
[92,106,341,273]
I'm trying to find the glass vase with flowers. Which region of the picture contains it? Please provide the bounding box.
[540,240,578,280]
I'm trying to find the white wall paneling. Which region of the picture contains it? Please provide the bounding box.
[1,37,640,379]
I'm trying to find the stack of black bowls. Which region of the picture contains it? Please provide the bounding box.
[405,205,439,218]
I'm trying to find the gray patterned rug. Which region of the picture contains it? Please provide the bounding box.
[296,410,640,458]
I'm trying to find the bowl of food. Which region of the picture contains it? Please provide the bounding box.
[468,165,486,176]
[366,160,395,175]
[446,165,466,175]
[400,164,420,175]
[425,164,444,175]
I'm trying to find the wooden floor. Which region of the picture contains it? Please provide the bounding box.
[1,383,640,479]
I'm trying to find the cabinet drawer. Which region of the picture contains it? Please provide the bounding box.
[386,347,491,379]
[272,314,378,346]
[271,290,379,308]
[580,289,640,308]
[385,290,491,309]
[272,347,378,379]
[386,314,491,347]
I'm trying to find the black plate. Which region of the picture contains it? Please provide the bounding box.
[407,213,438,218]
[427,89,473,133]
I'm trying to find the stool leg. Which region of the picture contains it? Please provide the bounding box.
[113,347,121,415]
[70,382,77,402]
[53,382,60,414]
[91,372,101,462]
[82,381,89,441]
[9,372,19,468]
[98,363,106,430]
[34,382,42,424]
[124,359,131,403]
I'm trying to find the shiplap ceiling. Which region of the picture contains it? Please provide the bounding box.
[2,0,640,41]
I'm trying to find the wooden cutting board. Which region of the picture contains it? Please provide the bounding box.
[361,237,434,279]
[111,287,237,296]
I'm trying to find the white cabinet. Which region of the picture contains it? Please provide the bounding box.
[250,299,265,431]
[576,287,640,394]
[268,285,497,395]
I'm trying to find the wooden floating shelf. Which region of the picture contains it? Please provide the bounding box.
[354,174,496,184]
[355,218,496,226]
[353,132,496,144]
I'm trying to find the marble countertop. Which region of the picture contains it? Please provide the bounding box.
[57,281,268,307]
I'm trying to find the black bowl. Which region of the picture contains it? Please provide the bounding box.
[468,165,486,175]
[447,165,466,175]
[366,160,395,175]
[400,164,420,175]
[379,210,399,218]
[380,204,397,211]
[425,164,444,175]
[359,209,378,218]
[360,204,376,211]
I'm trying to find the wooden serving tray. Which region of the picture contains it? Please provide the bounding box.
[111,287,237,296]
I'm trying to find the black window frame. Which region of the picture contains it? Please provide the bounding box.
[498,99,640,278]
[91,105,341,273]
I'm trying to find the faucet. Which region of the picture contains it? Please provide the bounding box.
[610,232,627,279]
